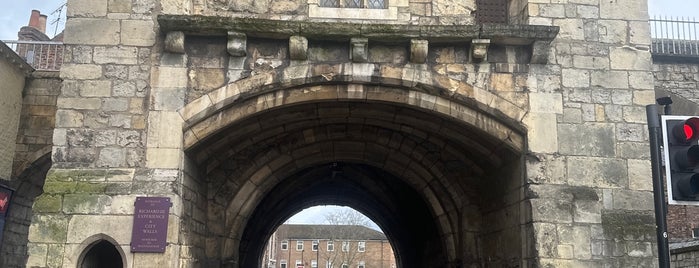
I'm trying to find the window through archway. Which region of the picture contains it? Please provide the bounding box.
[262,206,396,268]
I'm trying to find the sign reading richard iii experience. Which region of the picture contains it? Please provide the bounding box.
[131,197,171,253]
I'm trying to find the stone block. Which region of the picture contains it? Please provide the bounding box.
[66,215,132,244]
[58,97,102,110]
[148,111,184,148]
[108,0,132,13]
[55,110,84,128]
[80,80,112,97]
[409,39,428,64]
[600,0,649,20]
[162,0,191,14]
[152,87,186,111]
[350,38,369,63]
[598,20,628,44]
[67,0,108,17]
[122,20,156,47]
[628,159,652,191]
[26,243,48,267]
[612,189,653,210]
[633,90,656,105]
[151,66,188,88]
[165,31,186,53]
[567,156,627,188]
[610,47,651,71]
[557,225,591,259]
[471,39,490,62]
[573,56,609,70]
[62,194,112,214]
[146,148,182,168]
[562,69,590,88]
[629,21,652,46]
[94,46,138,65]
[558,123,616,156]
[227,31,247,56]
[60,64,103,80]
[64,18,120,45]
[529,93,563,113]
[555,19,585,40]
[28,214,69,243]
[524,113,558,153]
[289,35,308,60]
[591,70,628,89]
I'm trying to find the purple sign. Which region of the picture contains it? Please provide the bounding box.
[131,197,171,253]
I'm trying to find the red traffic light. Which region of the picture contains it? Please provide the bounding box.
[674,117,699,143]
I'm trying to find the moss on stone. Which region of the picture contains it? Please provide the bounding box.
[601,210,654,240]
[62,194,112,214]
[43,182,76,194]
[74,182,108,193]
[46,169,107,182]
[33,194,63,213]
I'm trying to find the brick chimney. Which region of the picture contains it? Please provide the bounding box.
[27,10,47,33]
[28,10,40,29]
[38,14,47,34]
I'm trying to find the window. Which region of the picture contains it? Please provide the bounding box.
[296,260,303,267]
[357,241,365,252]
[342,241,349,252]
[358,261,365,268]
[693,228,699,238]
[327,240,334,251]
[319,0,385,9]
[312,240,319,251]
[312,260,318,268]
[281,240,289,250]
[297,241,304,251]
[326,261,333,268]
[281,260,287,268]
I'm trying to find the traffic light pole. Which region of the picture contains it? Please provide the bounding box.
[646,104,671,268]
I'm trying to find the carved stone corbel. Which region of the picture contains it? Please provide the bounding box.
[289,36,308,60]
[471,39,490,62]
[410,39,428,64]
[530,40,552,64]
[350,38,369,63]
[227,31,247,57]
[164,31,185,54]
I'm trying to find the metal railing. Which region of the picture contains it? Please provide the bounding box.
[650,16,699,57]
[1,40,63,71]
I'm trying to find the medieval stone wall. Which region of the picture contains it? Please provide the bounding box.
[23,0,660,267]
[523,0,656,266]
[0,48,27,180]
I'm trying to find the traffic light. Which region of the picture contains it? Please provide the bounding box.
[662,116,699,203]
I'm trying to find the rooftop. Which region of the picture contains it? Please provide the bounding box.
[276,224,387,241]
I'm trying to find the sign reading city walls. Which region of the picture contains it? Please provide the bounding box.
[0,184,13,246]
[130,197,171,253]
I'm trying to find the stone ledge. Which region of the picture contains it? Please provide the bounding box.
[157,15,559,45]
[0,41,34,76]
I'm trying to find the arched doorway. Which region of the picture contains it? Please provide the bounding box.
[183,82,526,267]
[78,239,124,268]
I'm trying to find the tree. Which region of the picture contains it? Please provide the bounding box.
[318,208,372,268]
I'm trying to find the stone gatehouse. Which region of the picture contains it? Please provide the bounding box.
[0,0,662,267]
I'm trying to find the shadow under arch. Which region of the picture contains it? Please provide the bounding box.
[182,67,529,268]
[239,163,441,268]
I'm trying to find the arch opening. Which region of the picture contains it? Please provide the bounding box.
[78,240,124,268]
[183,93,527,268]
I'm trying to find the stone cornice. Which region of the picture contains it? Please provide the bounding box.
[157,15,559,46]
[0,41,34,76]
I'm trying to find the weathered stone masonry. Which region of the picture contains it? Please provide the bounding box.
[20,0,660,267]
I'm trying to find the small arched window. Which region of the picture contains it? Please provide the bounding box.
[80,240,123,268]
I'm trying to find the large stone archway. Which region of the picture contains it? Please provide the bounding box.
[182,80,527,267]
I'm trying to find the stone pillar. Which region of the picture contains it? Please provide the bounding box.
[25,0,185,267]
[524,0,655,266]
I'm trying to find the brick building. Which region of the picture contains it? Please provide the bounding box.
[263,225,395,268]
